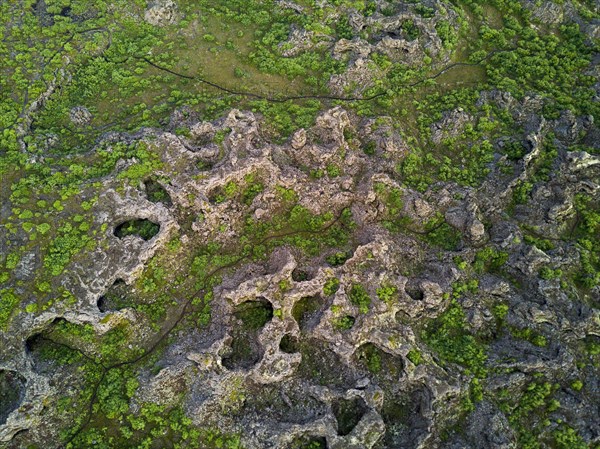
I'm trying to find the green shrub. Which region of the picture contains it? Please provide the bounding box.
[421,300,487,377]
[4,253,20,270]
[553,426,587,449]
[424,215,462,251]
[333,315,355,331]
[570,379,583,391]
[323,278,340,296]
[348,284,371,314]
[511,326,547,347]
[326,251,350,267]
[539,267,562,280]
[436,20,458,49]
[492,303,509,321]
[474,247,509,273]
[376,283,398,304]
[407,349,422,365]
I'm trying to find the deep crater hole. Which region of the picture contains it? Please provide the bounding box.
[0,370,27,425]
[97,278,129,313]
[114,219,160,241]
[144,179,172,205]
[222,298,274,370]
[333,396,368,436]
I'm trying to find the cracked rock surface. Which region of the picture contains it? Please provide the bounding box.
[2,104,599,448]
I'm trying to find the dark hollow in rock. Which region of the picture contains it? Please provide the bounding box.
[222,298,274,370]
[25,332,55,374]
[26,317,69,353]
[196,159,214,172]
[7,428,30,447]
[25,332,44,354]
[332,396,368,436]
[96,296,107,313]
[144,179,172,205]
[292,296,324,331]
[325,251,351,267]
[233,298,274,331]
[355,343,404,382]
[296,339,355,388]
[31,0,54,27]
[26,328,84,377]
[406,287,424,301]
[291,268,312,282]
[207,185,229,205]
[242,384,328,426]
[0,370,26,425]
[97,279,129,313]
[287,436,328,449]
[335,315,356,331]
[279,334,299,354]
[221,334,262,370]
[114,219,160,241]
[381,387,431,448]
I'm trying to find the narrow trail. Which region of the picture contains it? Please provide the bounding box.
[139,50,500,104]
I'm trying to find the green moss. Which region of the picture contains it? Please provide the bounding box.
[4,253,20,270]
[473,247,509,273]
[326,164,341,177]
[0,288,20,329]
[278,279,291,292]
[373,182,410,232]
[523,234,555,252]
[570,379,583,392]
[492,303,509,321]
[241,173,264,205]
[553,426,587,449]
[44,222,94,276]
[498,379,566,449]
[510,326,548,347]
[116,143,163,185]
